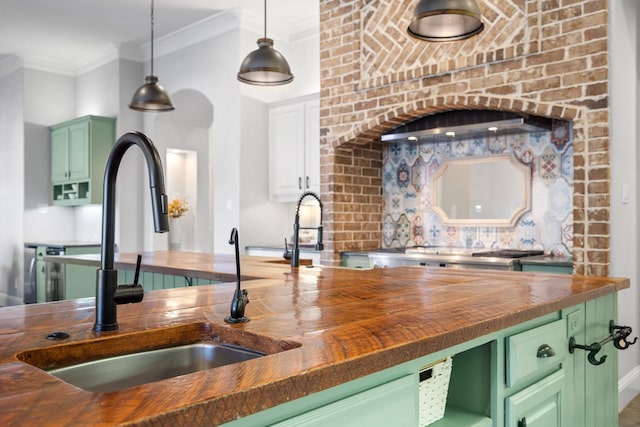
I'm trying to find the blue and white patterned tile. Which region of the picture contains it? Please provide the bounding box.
[529,179,549,222]
[477,227,498,248]
[561,144,573,178]
[412,215,425,246]
[402,143,418,164]
[382,124,573,255]
[539,145,560,186]
[396,160,411,192]
[451,139,469,157]
[411,156,426,192]
[487,134,508,154]
[396,214,411,247]
[388,143,402,165]
[527,131,551,156]
[404,191,418,214]
[551,120,571,151]
[517,214,537,247]
[549,179,572,222]
[539,211,561,249]
[382,214,396,247]
[469,137,487,155]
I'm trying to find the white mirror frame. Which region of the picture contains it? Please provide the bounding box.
[432,153,532,227]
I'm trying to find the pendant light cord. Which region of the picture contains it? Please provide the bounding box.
[263,0,267,39]
[150,0,155,76]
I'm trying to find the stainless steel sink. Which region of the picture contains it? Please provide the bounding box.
[17,322,301,393]
[47,342,263,393]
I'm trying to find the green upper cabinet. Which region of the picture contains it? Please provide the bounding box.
[49,115,115,206]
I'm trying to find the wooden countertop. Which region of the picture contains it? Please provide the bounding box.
[0,251,629,426]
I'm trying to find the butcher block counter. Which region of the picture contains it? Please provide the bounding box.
[0,251,630,426]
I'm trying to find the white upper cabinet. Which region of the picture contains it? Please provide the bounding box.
[269,93,320,203]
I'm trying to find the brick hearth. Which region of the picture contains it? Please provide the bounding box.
[318,0,609,276]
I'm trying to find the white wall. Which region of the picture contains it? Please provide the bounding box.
[610,0,640,409]
[0,57,25,305]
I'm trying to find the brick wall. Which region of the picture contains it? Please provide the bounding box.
[319,0,609,275]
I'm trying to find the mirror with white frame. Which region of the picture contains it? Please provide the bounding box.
[432,153,531,227]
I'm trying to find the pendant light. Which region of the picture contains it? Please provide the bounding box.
[407,0,484,42]
[237,0,294,86]
[129,0,174,112]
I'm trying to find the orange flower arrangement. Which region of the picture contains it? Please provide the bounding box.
[168,197,189,218]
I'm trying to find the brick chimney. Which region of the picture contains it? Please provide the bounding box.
[318,0,609,276]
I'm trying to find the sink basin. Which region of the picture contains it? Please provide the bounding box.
[17,322,300,393]
[47,342,261,393]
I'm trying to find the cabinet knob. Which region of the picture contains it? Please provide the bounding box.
[518,417,527,427]
[536,344,556,358]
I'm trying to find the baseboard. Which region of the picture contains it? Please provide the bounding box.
[619,364,640,410]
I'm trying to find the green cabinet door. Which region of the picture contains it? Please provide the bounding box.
[67,121,90,181]
[49,115,115,206]
[506,369,565,427]
[51,128,70,183]
[271,375,416,427]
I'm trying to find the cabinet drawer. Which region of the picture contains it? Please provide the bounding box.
[505,368,565,427]
[506,319,566,387]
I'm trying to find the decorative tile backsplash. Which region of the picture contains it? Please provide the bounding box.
[382,121,573,256]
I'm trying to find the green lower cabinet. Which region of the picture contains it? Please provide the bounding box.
[220,294,620,427]
[519,263,573,274]
[272,375,416,427]
[340,253,372,269]
[64,266,221,300]
[506,368,565,427]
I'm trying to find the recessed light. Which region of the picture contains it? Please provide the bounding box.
[488,126,498,132]
[408,136,418,142]
[445,131,455,137]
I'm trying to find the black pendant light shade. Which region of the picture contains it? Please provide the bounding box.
[408,0,484,42]
[129,76,174,111]
[129,0,174,112]
[238,38,294,86]
[237,0,294,86]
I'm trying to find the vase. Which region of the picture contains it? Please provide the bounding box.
[169,218,183,250]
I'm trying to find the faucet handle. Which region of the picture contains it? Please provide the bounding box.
[114,254,144,304]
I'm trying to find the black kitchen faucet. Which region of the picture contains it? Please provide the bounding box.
[291,191,324,267]
[93,132,169,332]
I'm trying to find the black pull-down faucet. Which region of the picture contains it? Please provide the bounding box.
[291,191,324,268]
[94,132,169,332]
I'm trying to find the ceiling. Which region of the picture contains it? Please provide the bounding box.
[0,0,318,70]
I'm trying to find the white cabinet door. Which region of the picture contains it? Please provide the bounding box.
[269,93,320,202]
[304,97,320,195]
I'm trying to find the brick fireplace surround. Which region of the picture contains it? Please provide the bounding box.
[318,0,610,276]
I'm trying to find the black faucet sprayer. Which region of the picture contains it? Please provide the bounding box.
[93,132,169,332]
[225,227,249,323]
[291,191,324,268]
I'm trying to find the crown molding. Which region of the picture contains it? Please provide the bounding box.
[18,8,318,75]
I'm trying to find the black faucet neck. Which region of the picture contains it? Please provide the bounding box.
[94,132,169,332]
[291,191,323,268]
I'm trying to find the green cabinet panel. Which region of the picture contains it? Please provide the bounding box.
[520,263,573,274]
[49,115,115,206]
[505,369,565,427]
[220,295,620,427]
[272,375,416,427]
[340,253,372,269]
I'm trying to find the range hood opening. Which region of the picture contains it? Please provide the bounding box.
[381,110,554,143]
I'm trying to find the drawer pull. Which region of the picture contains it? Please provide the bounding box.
[518,417,527,427]
[536,344,556,358]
